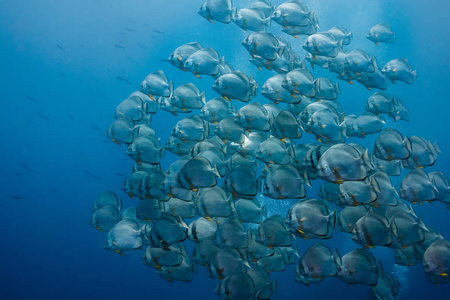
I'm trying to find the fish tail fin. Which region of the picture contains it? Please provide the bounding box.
[280,248,290,264]
[262,205,267,217]
[302,170,312,188]
[338,39,343,48]
[213,164,221,178]
[247,229,254,241]
[340,121,348,138]
[334,81,341,94]
[271,279,277,294]
[169,80,174,96]
[292,243,300,258]
[328,209,337,229]
[191,260,198,274]
[231,7,237,20]
[179,242,188,257]
[219,56,225,70]
[390,218,399,238]
[160,146,166,159]
[132,126,140,140]
[256,176,262,193]
[277,44,286,57]
[391,95,399,105]
[201,92,206,105]
[178,216,189,229]
[411,70,417,83]
[417,215,429,232]
[432,141,442,154]
[404,136,413,154]
[375,260,384,277]
[348,31,353,42]
[371,176,382,194]
[362,149,374,170]
[333,248,342,268]
[308,11,315,20]
[144,114,152,125]
[265,17,271,28]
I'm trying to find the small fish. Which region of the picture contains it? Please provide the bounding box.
[136,42,146,49]
[91,175,101,182]
[21,162,32,172]
[114,44,126,49]
[56,44,66,52]
[116,76,134,87]
[153,29,164,34]
[11,195,27,200]
[90,125,101,131]
[37,113,50,122]
[367,23,396,45]
[25,144,33,150]
[14,172,22,177]
[124,27,137,32]
[27,96,38,103]
[49,188,57,193]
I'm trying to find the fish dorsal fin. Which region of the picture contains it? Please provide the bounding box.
[197,47,220,60]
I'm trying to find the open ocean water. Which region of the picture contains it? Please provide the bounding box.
[1,0,450,299]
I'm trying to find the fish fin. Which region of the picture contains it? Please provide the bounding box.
[194,74,201,79]
[261,205,267,218]
[333,249,342,267]
[404,136,413,154]
[212,165,221,178]
[160,147,166,159]
[328,210,337,229]
[334,81,341,94]
[411,70,417,82]
[302,170,311,188]
[433,141,442,154]
[361,149,374,170]
[218,56,225,70]
[417,215,429,232]
[169,80,174,96]
[375,261,383,277]
[371,176,382,194]
[201,92,206,105]
[271,279,277,294]
[132,126,140,139]
[231,7,236,20]
[178,216,189,229]
[390,218,399,238]
[191,260,198,273]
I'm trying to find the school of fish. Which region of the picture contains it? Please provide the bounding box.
[90,1,449,299]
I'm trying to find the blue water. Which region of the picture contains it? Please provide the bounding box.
[1,0,450,299]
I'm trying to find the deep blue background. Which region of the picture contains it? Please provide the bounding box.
[1,0,449,299]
